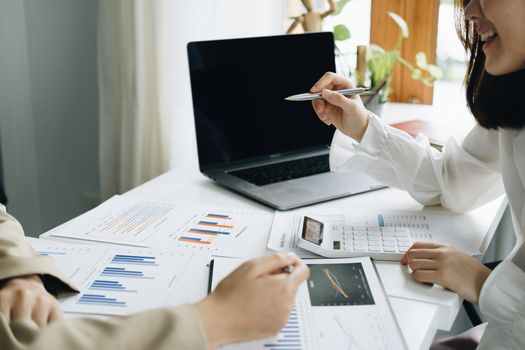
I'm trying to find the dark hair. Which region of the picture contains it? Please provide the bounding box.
[455,0,525,129]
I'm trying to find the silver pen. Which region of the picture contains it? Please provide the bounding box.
[285,87,370,102]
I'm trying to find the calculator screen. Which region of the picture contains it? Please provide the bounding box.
[302,216,324,245]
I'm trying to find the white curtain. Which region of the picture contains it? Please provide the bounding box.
[98,0,287,199]
[98,0,169,199]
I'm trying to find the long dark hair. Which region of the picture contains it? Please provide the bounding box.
[455,0,525,129]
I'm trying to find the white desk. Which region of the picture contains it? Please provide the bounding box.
[119,165,505,350]
[41,103,506,350]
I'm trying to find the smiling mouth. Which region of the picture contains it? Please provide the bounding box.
[480,29,498,43]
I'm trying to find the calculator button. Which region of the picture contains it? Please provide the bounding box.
[397,241,412,247]
[382,241,396,247]
[384,246,398,252]
[368,236,381,241]
[354,246,368,252]
[369,246,382,252]
[368,241,381,246]
[399,247,409,252]
[382,236,395,241]
[396,236,411,242]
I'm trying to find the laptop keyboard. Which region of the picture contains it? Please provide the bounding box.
[229,154,330,186]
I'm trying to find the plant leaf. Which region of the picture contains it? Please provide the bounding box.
[411,69,422,80]
[426,64,443,79]
[388,12,409,38]
[415,52,428,69]
[333,0,350,16]
[333,24,351,41]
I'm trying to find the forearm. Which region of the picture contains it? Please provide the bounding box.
[0,205,76,293]
[0,304,207,350]
[330,115,504,212]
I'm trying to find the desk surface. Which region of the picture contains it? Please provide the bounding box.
[41,103,505,350]
[119,165,506,350]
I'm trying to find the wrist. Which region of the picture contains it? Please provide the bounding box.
[351,112,370,142]
[2,274,44,288]
[196,296,235,349]
[474,265,491,304]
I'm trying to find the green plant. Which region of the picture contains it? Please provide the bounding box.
[367,12,443,101]
[332,0,352,41]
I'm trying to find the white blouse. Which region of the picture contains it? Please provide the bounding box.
[330,114,525,350]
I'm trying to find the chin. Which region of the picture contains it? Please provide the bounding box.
[485,60,525,76]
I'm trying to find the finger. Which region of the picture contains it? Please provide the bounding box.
[403,249,441,264]
[409,242,445,250]
[411,270,441,285]
[11,290,32,323]
[312,100,332,125]
[321,89,352,110]
[0,293,12,323]
[408,258,440,271]
[288,262,310,285]
[245,253,298,278]
[310,72,355,92]
[32,297,50,327]
[48,301,63,323]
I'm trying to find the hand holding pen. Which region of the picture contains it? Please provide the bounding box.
[307,72,371,142]
[197,253,309,348]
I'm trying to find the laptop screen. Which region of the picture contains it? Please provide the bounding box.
[187,32,336,170]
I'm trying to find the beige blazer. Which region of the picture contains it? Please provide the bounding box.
[0,205,207,349]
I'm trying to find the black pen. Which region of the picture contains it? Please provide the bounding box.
[207,259,214,295]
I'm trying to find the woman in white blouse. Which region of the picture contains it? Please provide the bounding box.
[310,0,525,349]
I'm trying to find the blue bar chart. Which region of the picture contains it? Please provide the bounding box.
[101,267,154,279]
[263,308,303,350]
[28,237,198,316]
[89,280,138,293]
[111,254,158,265]
[77,294,127,307]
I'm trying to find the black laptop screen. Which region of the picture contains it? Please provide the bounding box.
[187,33,336,170]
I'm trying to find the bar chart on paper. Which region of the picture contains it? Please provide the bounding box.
[172,210,268,256]
[27,238,201,316]
[223,297,318,350]
[47,197,180,244]
[47,196,274,257]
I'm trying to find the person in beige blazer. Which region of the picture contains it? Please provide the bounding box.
[0,204,309,349]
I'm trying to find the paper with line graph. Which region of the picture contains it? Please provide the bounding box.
[46,195,273,257]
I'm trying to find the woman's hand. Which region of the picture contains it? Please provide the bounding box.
[401,242,491,304]
[0,274,62,326]
[310,72,370,142]
[197,253,309,349]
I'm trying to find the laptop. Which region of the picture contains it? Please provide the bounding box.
[187,32,385,210]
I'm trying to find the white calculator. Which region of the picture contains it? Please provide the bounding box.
[297,216,413,261]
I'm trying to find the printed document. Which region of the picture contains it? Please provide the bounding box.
[211,257,407,350]
[28,238,211,316]
[45,195,273,258]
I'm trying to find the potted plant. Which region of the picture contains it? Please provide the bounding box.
[365,12,442,108]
